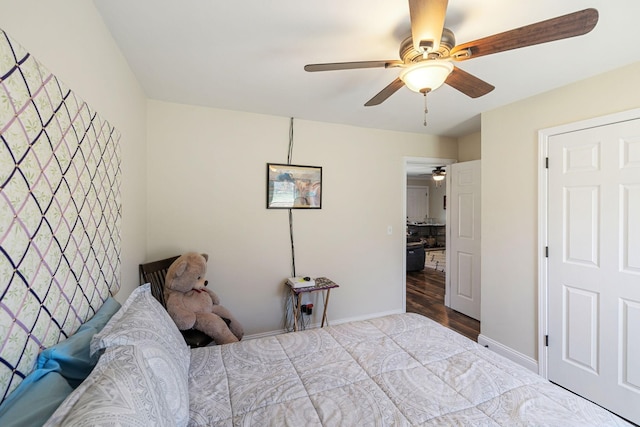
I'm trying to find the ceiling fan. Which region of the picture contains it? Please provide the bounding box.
[432,166,446,181]
[304,1,598,110]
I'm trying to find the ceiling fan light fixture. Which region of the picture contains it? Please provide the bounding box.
[400,60,453,93]
[432,166,446,181]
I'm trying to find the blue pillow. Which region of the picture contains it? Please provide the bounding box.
[37,328,98,388]
[79,297,121,332]
[37,297,121,387]
[0,370,73,427]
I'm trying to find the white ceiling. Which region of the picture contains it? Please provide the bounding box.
[94,0,640,138]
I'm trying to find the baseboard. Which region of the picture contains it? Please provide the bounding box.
[329,309,405,326]
[243,309,405,341]
[478,334,539,373]
[244,329,284,340]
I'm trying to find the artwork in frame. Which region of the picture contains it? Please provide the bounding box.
[267,163,322,209]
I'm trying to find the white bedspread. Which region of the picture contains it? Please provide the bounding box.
[187,313,630,426]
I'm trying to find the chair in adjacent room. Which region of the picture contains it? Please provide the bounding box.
[406,241,426,272]
[139,255,213,347]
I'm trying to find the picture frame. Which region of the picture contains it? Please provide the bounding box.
[267,163,322,209]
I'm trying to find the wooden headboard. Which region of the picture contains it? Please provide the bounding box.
[0,28,121,403]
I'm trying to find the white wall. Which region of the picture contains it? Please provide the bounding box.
[457,131,481,162]
[0,0,148,301]
[481,61,640,359]
[146,100,457,335]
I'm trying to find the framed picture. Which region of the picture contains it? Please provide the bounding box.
[267,163,322,209]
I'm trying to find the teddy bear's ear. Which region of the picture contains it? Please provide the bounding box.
[201,253,209,262]
[173,260,188,277]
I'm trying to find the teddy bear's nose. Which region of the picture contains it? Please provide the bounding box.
[204,280,208,287]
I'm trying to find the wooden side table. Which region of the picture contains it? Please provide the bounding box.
[287,277,338,332]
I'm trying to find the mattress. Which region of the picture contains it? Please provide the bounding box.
[186,313,629,426]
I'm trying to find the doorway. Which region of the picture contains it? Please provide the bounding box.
[404,157,480,339]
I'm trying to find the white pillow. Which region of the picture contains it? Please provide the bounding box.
[89,284,191,426]
[44,345,176,426]
[140,340,190,426]
[91,284,190,369]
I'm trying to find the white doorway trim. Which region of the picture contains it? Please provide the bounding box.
[403,156,456,313]
[537,107,640,378]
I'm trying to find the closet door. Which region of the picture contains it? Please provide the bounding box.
[547,118,640,424]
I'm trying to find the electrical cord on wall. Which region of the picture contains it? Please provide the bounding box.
[282,117,313,332]
[287,117,296,278]
[281,117,298,332]
[287,116,294,165]
[289,209,296,278]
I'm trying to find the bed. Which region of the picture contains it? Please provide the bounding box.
[21,284,625,426]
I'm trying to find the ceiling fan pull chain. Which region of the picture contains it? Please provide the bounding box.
[423,91,428,127]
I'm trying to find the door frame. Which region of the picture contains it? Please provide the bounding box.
[403,156,456,312]
[537,107,640,378]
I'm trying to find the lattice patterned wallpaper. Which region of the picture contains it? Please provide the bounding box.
[0,28,121,403]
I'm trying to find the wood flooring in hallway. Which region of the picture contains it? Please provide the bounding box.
[406,267,480,342]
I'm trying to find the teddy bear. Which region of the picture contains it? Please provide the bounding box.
[164,252,244,345]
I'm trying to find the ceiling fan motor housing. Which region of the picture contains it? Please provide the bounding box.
[400,28,456,63]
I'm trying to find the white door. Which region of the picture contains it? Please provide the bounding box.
[449,160,481,320]
[407,185,429,222]
[548,118,640,423]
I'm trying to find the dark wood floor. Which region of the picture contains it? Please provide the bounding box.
[406,267,480,342]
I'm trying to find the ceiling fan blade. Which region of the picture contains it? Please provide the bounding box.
[408,0,449,53]
[445,66,495,98]
[304,60,402,72]
[450,8,598,61]
[364,78,405,106]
